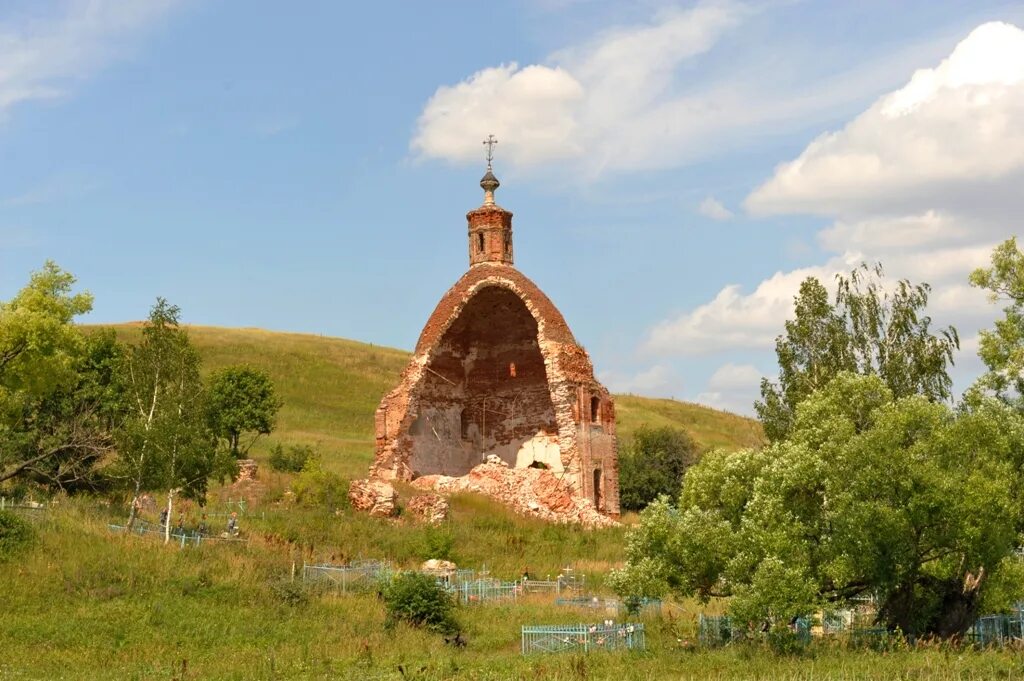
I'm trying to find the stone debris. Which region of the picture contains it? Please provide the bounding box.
[412,462,617,528]
[348,478,398,518]
[227,459,264,502]
[407,493,450,524]
[420,558,457,579]
[484,454,508,467]
[236,459,259,481]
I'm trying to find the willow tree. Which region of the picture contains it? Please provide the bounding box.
[612,373,1024,638]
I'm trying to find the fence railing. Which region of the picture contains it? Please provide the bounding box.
[448,578,519,605]
[699,614,811,646]
[302,561,393,594]
[967,610,1024,646]
[520,579,561,595]
[521,623,645,655]
[108,521,246,548]
[556,596,662,617]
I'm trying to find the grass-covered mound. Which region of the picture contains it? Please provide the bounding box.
[87,324,764,480]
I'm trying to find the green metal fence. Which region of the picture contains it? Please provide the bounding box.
[521,623,645,655]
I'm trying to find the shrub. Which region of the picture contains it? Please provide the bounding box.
[0,510,35,561]
[290,459,347,509]
[382,572,460,635]
[269,443,315,473]
[269,579,309,607]
[618,426,697,511]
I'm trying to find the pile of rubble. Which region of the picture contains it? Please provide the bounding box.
[226,459,265,502]
[406,493,449,524]
[411,456,617,528]
[348,479,398,518]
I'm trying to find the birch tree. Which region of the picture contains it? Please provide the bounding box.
[116,300,222,538]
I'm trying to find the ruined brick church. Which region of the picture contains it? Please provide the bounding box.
[368,144,619,521]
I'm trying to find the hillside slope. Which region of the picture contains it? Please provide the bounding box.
[94,325,763,476]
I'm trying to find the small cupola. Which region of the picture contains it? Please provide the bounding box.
[467,135,513,267]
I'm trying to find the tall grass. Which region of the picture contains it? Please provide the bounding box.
[2,499,1022,679]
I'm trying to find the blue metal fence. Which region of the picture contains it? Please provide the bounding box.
[448,578,519,605]
[521,623,645,654]
[302,561,393,594]
[967,608,1024,646]
[108,520,243,548]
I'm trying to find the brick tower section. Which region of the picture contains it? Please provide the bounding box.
[369,167,619,519]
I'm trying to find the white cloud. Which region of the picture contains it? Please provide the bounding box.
[0,0,182,117]
[746,22,1024,218]
[696,363,763,415]
[411,63,585,167]
[698,196,733,220]
[644,262,840,355]
[645,22,1018,383]
[411,1,944,176]
[600,364,680,398]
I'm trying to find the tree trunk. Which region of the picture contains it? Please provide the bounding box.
[164,489,174,544]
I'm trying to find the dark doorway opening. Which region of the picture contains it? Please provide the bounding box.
[593,468,602,509]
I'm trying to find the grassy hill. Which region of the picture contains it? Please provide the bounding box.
[93,324,762,478]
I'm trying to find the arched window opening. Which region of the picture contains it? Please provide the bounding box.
[590,396,600,423]
[477,232,485,253]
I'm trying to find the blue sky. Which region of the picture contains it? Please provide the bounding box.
[3,1,1024,414]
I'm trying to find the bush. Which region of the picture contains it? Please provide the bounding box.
[290,459,347,509]
[0,510,35,561]
[618,426,697,511]
[269,443,315,473]
[382,572,460,635]
[269,579,309,607]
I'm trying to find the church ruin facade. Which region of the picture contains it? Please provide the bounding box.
[369,153,619,519]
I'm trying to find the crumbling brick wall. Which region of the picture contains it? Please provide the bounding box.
[370,263,620,518]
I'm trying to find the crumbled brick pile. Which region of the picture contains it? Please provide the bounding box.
[407,493,449,524]
[411,461,617,528]
[236,459,259,481]
[226,459,264,502]
[348,479,398,518]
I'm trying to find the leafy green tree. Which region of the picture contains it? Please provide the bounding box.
[115,300,226,539]
[206,366,281,458]
[16,330,126,492]
[618,425,698,511]
[0,262,101,485]
[611,373,1024,639]
[969,237,1024,407]
[756,265,958,442]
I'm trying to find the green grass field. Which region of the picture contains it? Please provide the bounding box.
[2,500,1021,680]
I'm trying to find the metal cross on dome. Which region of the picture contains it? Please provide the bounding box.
[483,134,498,170]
